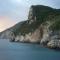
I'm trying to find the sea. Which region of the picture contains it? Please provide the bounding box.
[0,39,60,60]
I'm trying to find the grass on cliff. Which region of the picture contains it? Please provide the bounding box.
[49,15,60,31]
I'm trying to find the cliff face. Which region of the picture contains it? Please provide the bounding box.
[0,5,60,49]
[15,27,41,43]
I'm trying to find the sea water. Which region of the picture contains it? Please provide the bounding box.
[0,39,60,60]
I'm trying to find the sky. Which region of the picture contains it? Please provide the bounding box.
[0,0,60,32]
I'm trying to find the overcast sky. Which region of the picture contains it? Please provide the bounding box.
[0,0,60,32]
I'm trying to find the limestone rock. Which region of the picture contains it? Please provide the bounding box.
[47,40,60,49]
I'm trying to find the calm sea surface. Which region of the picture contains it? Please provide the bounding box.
[0,39,60,60]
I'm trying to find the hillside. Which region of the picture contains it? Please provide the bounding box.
[12,5,60,36]
[0,5,60,49]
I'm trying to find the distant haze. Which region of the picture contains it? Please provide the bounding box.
[0,0,60,32]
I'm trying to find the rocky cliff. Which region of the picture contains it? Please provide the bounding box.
[0,5,60,49]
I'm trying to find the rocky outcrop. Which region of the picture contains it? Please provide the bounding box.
[0,5,60,49]
[47,40,60,49]
[0,30,14,39]
[47,33,60,48]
